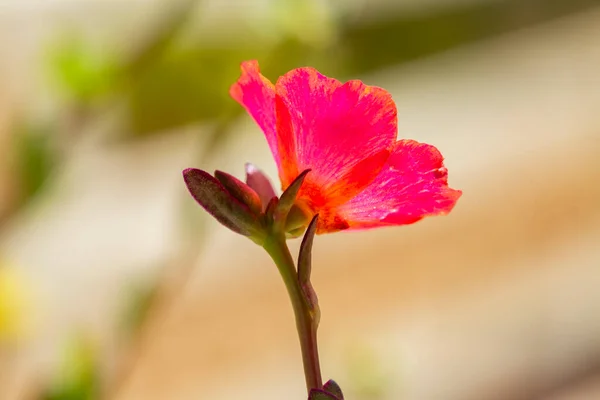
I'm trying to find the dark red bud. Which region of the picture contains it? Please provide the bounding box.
[245,163,277,210]
[214,170,262,215]
[183,168,263,239]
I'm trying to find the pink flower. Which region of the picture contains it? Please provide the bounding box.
[231,60,461,234]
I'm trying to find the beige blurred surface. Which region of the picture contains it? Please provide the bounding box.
[0,100,15,220]
[547,374,600,400]
[111,7,600,400]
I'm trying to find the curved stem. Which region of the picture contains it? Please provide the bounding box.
[263,234,323,393]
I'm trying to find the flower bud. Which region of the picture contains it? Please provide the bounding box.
[183,168,265,241]
[214,170,262,215]
[245,163,277,210]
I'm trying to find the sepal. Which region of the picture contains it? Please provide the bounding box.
[307,379,344,400]
[323,380,344,399]
[278,170,310,213]
[308,389,341,400]
[264,197,279,226]
[274,169,310,232]
[284,204,311,237]
[298,215,320,324]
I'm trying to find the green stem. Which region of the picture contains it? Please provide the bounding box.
[263,234,323,393]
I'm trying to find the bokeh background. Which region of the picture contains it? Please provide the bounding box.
[1,0,600,399]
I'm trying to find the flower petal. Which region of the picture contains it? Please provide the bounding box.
[230,61,285,172]
[275,69,398,201]
[333,140,462,231]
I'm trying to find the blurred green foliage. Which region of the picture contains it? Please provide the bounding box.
[43,0,598,139]
[48,37,118,105]
[125,46,261,134]
[342,0,600,72]
[13,123,57,204]
[119,280,158,337]
[42,336,99,400]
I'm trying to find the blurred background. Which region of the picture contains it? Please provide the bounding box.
[1,0,600,399]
